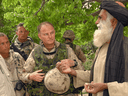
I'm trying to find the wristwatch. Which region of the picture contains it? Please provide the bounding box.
[73,59,78,67]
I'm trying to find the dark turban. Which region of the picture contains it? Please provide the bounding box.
[100,1,128,26]
[90,1,128,96]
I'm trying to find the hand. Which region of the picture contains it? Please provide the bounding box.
[57,59,75,67]
[56,62,72,74]
[29,69,45,82]
[84,82,108,94]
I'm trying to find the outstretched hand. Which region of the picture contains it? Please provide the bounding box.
[29,69,45,82]
[84,82,108,94]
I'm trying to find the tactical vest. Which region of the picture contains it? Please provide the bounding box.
[11,37,35,61]
[27,43,82,96]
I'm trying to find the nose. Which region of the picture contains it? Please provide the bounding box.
[5,43,8,48]
[48,34,52,38]
[95,18,100,25]
[22,32,25,35]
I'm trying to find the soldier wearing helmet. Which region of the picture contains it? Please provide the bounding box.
[63,30,86,63]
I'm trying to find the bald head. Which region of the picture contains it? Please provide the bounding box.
[38,22,55,51]
[37,22,54,34]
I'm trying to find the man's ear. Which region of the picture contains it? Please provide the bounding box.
[16,31,18,35]
[111,18,117,29]
[38,33,41,39]
[27,31,29,35]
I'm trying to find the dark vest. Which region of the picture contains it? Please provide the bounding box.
[27,43,82,96]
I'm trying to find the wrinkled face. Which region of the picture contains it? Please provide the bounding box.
[93,9,114,47]
[38,24,55,46]
[0,36,10,54]
[16,26,29,41]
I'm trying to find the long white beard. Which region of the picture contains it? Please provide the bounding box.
[93,16,113,47]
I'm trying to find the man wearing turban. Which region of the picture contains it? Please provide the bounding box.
[84,1,128,96]
[57,1,128,96]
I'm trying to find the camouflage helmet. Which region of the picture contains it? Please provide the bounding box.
[44,68,70,94]
[63,30,75,39]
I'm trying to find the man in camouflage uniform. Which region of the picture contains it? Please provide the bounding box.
[0,32,27,96]
[63,30,86,63]
[22,22,85,96]
[11,23,38,61]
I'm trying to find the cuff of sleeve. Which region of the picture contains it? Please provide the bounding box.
[107,82,128,96]
[24,73,33,84]
[107,82,118,96]
[73,70,90,88]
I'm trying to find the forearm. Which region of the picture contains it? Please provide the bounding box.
[73,70,90,88]
[68,68,77,76]
[107,82,128,96]
[20,72,32,84]
[67,45,84,70]
[21,56,35,83]
[102,83,108,90]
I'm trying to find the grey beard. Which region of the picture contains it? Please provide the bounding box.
[93,18,113,47]
[93,28,113,47]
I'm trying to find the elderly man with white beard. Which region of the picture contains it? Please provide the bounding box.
[85,1,128,96]
[56,1,128,96]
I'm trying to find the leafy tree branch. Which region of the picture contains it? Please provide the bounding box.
[34,0,45,16]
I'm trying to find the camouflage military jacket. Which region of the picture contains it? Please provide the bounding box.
[22,41,85,96]
[4,50,25,96]
[75,45,86,63]
[13,37,38,56]
[66,43,86,63]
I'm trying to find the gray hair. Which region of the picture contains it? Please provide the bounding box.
[37,21,54,34]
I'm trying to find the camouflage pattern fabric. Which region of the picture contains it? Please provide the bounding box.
[13,37,38,56]
[27,44,82,96]
[23,41,85,96]
[66,43,86,63]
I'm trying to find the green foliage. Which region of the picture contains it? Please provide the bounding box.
[124,2,128,37]
[1,0,128,71]
[124,26,128,37]
[1,0,100,44]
